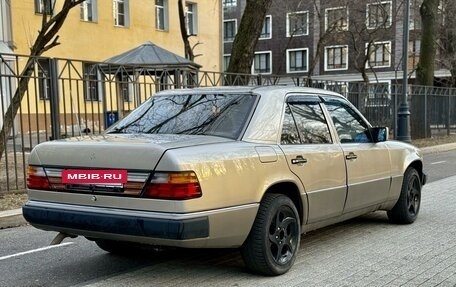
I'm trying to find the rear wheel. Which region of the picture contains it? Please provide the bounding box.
[387,167,421,224]
[241,193,300,276]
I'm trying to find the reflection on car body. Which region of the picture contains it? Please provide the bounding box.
[23,86,426,276]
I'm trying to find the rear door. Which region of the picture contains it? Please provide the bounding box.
[323,97,391,213]
[279,95,347,224]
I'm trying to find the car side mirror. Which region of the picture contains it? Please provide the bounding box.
[370,127,389,142]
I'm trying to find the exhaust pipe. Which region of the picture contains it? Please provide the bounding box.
[50,232,77,245]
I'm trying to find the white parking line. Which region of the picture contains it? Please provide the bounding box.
[0,242,74,261]
[430,161,447,165]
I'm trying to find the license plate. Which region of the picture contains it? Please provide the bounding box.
[62,169,128,185]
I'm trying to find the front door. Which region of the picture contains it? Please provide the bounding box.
[323,97,391,213]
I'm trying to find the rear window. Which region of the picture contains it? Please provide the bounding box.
[106,93,257,140]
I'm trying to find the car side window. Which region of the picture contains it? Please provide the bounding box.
[281,105,301,144]
[281,100,332,145]
[324,99,372,143]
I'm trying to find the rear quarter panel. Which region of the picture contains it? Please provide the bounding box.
[156,142,305,213]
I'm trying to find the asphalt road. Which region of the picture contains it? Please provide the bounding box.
[423,150,456,182]
[1,150,455,287]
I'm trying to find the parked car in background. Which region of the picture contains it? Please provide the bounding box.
[23,86,426,275]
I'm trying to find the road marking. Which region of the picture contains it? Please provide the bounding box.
[0,242,74,261]
[430,161,447,165]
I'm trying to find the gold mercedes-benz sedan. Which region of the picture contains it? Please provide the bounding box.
[23,86,426,276]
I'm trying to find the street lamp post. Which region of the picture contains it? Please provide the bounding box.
[397,0,412,142]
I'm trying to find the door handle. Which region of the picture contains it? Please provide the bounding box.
[345,152,358,160]
[291,156,307,165]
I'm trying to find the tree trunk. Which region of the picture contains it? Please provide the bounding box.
[416,0,439,85]
[225,0,273,84]
[412,0,438,139]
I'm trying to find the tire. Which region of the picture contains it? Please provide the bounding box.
[241,193,300,276]
[387,167,422,224]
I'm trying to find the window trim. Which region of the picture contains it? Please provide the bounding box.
[113,0,129,27]
[325,6,349,32]
[223,19,237,42]
[83,63,102,102]
[286,48,309,73]
[259,15,272,40]
[223,54,231,72]
[35,0,55,15]
[222,0,237,8]
[324,45,349,71]
[155,0,169,31]
[37,59,50,101]
[366,1,393,29]
[286,11,309,37]
[252,51,272,75]
[80,0,98,22]
[185,2,198,35]
[366,41,392,69]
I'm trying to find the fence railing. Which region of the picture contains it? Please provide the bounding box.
[1,54,456,192]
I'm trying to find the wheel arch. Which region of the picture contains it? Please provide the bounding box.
[262,181,306,226]
[408,159,425,184]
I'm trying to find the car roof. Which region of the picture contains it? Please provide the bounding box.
[155,85,346,100]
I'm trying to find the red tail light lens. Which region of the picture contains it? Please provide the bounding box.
[144,172,202,200]
[27,166,51,190]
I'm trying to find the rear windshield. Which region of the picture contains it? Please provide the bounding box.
[105,93,257,140]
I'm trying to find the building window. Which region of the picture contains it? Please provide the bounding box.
[325,45,348,71]
[260,15,272,39]
[409,0,422,30]
[156,0,168,30]
[37,59,50,100]
[83,64,101,101]
[367,1,392,29]
[224,19,237,42]
[287,48,308,73]
[35,0,55,15]
[185,2,198,35]
[223,55,231,72]
[80,0,98,22]
[114,0,129,27]
[367,41,391,68]
[222,0,236,8]
[252,51,272,74]
[286,11,309,37]
[408,39,421,69]
[325,7,348,31]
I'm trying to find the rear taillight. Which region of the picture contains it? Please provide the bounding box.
[143,172,202,200]
[27,166,50,190]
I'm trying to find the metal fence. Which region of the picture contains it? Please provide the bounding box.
[1,54,456,192]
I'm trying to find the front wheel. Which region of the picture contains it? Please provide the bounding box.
[387,167,422,224]
[241,193,300,276]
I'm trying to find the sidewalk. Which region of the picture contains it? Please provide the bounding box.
[2,142,456,230]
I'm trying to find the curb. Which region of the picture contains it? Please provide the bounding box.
[0,208,27,229]
[420,143,456,155]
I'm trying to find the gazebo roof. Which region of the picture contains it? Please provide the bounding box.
[103,41,201,69]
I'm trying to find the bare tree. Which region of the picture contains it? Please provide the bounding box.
[226,0,273,77]
[0,0,84,161]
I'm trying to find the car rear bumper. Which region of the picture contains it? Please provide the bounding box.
[22,200,258,248]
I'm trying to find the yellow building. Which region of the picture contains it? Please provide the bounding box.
[12,0,222,69]
[6,0,222,134]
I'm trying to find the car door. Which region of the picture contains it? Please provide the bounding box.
[280,95,347,224]
[323,97,391,213]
